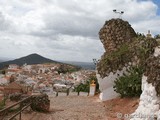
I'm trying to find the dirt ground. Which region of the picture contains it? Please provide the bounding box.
[19,95,139,120]
[104,97,139,120]
[21,95,106,120]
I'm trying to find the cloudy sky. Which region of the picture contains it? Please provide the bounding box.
[0,0,160,62]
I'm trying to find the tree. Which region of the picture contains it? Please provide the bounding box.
[10,75,15,83]
[155,34,160,39]
[1,70,6,75]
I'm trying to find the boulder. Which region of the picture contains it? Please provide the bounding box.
[30,94,50,112]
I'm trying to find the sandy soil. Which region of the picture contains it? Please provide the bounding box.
[104,97,139,120]
[19,95,139,120]
[21,95,106,120]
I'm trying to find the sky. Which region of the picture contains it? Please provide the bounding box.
[0,0,160,62]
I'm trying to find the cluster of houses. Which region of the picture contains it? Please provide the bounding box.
[0,63,95,100]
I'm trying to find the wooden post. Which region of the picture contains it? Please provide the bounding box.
[19,103,22,120]
[56,91,58,97]
[77,91,80,96]
[66,89,69,96]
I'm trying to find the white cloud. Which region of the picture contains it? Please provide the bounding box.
[0,0,159,62]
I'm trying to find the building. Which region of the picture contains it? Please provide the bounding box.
[3,82,24,95]
[8,64,19,70]
[146,30,152,38]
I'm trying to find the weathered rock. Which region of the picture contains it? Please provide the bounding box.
[99,18,136,52]
[30,94,50,112]
[130,46,160,120]
[96,18,158,101]
[97,18,157,78]
[145,55,160,95]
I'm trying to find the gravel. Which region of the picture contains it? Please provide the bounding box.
[21,95,107,120]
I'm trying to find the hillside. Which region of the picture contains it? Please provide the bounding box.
[0,53,58,69]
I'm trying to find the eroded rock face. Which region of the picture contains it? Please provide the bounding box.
[96,18,157,101]
[97,18,157,78]
[99,18,136,53]
[130,46,160,120]
[145,55,160,95]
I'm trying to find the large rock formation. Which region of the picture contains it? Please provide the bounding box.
[130,46,160,120]
[99,18,136,53]
[96,18,157,101]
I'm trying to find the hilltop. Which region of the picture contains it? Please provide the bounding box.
[0,53,59,69]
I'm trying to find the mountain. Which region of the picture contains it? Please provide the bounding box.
[61,61,96,70]
[0,60,4,63]
[0,53,58,69]
[0,57,11,63]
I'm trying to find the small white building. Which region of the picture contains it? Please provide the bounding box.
[8,64,19,70]
[22,64,32,72]
[0,77,9,85]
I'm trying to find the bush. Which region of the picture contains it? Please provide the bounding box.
[74,81,90,92]
[74,75,100,93]
[113,66,143,97]
[10,93,22,102]
[0,99,5,110]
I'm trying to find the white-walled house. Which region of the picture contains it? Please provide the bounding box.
[22,64,32,72]
[8,64,19,70]
[0,77,9,85]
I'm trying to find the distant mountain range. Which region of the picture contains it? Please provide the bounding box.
[61,61,95,70]
[0,57,11,63]
[0,53,58,69]
[0,60,4,63]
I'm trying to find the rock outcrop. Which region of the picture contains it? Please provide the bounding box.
[99,18,136,53]
[31,94,50,112]
[130,46,160,120]
[96,18,157,101]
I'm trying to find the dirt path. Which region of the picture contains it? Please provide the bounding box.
[21,95,107,120]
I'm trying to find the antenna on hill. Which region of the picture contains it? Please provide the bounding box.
[113,9,124,18]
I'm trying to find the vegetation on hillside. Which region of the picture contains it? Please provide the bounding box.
[57,64,81,74]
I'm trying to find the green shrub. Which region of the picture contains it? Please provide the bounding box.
[0,100,5,110]
[74,81,90,92]
[113,66,143,97]
[74,75,100,93]
[10,93,22,102]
